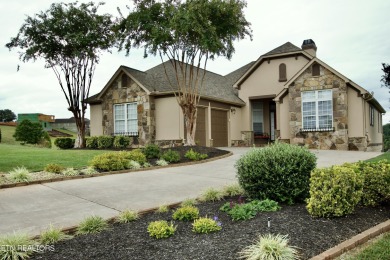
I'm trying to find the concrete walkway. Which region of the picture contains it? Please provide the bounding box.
[0,148,382,237]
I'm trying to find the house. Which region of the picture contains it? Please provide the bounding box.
[17,113,55,131]
[51,117,90,134]
[86,39,385,151]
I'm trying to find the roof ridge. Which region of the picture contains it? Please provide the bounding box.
[262,42,302,56]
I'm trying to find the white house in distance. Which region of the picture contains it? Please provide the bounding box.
[86,39,385,151]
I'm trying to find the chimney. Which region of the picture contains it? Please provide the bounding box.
[301,39,317,57]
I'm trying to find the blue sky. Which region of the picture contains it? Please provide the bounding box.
[1,0,390,122]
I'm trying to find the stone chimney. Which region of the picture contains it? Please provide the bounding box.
[301,39,317,57]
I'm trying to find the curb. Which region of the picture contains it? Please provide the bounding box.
[0,152,233,190]
[310,219,390,260]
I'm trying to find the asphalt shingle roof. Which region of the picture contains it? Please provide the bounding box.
[263,42,301,56]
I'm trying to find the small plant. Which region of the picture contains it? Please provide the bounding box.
[77,215,108,235]
[250,199,281,212]
[54,137,75,149]
[200,188,224,202]
[222,183,245,196]
[40,224,72,245]
[226,203,257,221]
[161,149,181,163]
[62,167,79,176]
[185,148,208,161]
[117,210,139,223]
[143,162,152,168]
[8,166,31,183]
[113,135,131,149]
[81,166,98,175]
[172,206,199,221]
[44,163,64,174]
[180,198,198,207]
[147,220,176,239]
[156,159,168,166]
[239,234,300,260]
[89,151,129,171]
[156,204,169,213]
[143,144,161,159]
[123,149,147,164]
[192,216,222,234]
[0,232,37,260]
[127,160,141,170]
[220,199,280,221]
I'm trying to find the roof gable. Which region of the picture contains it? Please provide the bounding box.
[263,42,302,56]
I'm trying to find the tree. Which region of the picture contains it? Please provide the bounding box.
[116,0,252,145]
[6,2,115,148]
[0,109,16,122]
[381,63,390,88]
[13,120,45,144]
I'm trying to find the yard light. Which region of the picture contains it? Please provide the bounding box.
[267,217,271,228]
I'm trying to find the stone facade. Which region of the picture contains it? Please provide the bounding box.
[348,137,367,151]
[100,73,156,145]
[288,65,349,150]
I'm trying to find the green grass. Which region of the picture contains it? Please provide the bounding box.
[0,143,107,173]
[367,152,390,162]
[340,232,390,260]
[0,125,19,145]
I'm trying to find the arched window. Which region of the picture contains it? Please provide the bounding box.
[279,63,287,82]
[312,63,320,76]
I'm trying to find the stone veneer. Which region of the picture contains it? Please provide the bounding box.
[288,65,349,150]
[100,73,156,145]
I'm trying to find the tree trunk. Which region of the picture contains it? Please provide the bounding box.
[182,105,197,146]
[73,112,86,148]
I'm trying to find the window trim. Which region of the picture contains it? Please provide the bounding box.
[113,102,138,136]
[369,105,374,126]
[279,63,287,82]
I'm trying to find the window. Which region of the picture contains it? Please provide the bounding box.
[279,63,287,82]
[252,101,264,134]
[369,105,374,126]
[301,90,333,131]
[114,103,138,135]
[312,63,320,76]
[378,112,381,133]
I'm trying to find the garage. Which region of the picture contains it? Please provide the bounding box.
[211,109,228,147]
[194,107,206,146]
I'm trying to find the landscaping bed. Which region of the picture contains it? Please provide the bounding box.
[30,196,390,260]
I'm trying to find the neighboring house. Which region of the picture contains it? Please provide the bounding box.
[86,39,385,151]
[17,113,55,131]
[51,117,90,133]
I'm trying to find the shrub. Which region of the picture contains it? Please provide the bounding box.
[40,224,72,245]
[77,215,108,235]
[44,163,64,174]
[13,119,44,144]
[143,144,161,159]
[225,203,257,221]
[222,183,245,196]
[156,159,168,166]
[200,188,224,202]
[180,198,198,207]
[0,232,37,260]
[124,150,147,165]
[62,168,79,176]
[113,136,131,149]
[89,152,129,171]
[192,217,222,234]
[40,131,52,148]
[306,166,364,217]
[156,204,169,213]
[147,220,176,239]
[221,199,280,221]
[8,166,30,182]
[172,206,199,221]
[54,137,75,149]
[236,142,317,204]
[239,234,300,260]
[86,136,99,149]
[97,135,114,149]
[81,166,98,175]
[128,160,141,170]
[185,149,208,161]
[250,199,281,212]
[143,162,152,168]
[117,210,139,223]
[161,149,181,163]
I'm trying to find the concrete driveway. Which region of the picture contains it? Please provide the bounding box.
[0,148,382,237]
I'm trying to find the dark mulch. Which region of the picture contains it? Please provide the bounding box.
[31,197,390,260]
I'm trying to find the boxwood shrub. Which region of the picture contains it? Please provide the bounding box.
[143,144,161,159]
[54,137,75,149]
[306,165,364,217]
[86,136,99,149]
[89,150,146,171]
[97,136,114,149]
[161,149,181,163]
[113,136,131,149]
[235,142,316,204]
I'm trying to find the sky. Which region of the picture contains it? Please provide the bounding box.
[1,0,390,122]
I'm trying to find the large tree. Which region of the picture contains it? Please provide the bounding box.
[6,2,115,148]
[381,63,390,88]
[116,0,252,145]
[0,109,16,122]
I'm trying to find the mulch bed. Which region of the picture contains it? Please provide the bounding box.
[31,196,390,260]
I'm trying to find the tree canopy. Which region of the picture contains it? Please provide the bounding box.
[6,1,115,147]
[116,0,252,145]
[0,109,16,122]
[13,120,45,144]
[381,63,390,88]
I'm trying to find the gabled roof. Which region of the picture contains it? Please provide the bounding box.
[263,42,302,56]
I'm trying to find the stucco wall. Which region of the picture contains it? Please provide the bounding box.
[90,104,103,136]
[347,87,364,137]
[278,99,290,140]
[155,96,184,141]
[230,107,242,141]
[365,102,383,151]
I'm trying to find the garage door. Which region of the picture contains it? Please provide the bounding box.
[211,109,228,147]
[195,107,206,146]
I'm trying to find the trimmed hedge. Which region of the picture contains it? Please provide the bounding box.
[113,136,131,149]
[97,136,114,149]
[161,149,181,163]
[86,136,99,149]
[54,138,75,149]
[143,144,161,159]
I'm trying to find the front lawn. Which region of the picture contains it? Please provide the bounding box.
[367,152,390,162]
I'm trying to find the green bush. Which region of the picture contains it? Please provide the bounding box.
[89,150,146,171]
[62,168,79,176]
[185,149,208,161]
[172,206,199,221]
[236,142,317,204]
[81,166,98,175]
[113,136,131,149]
[86,136,99,149]
[156,159,168,166]
[161,149,181,163]
[40,224,72,245]
[77,215,108,235]
[306,166,364,217]
[44,163,64,174]
[40,131,52,148]
[220,199,280,221]
[54,137,75,149]
[147,220,176,239]
[143,144,161,159]
[123,149,147,165]
[97,135,114,149]
[127,160,141,170]
[14,119,45,144]
[192,217,222,234]
[8,166,31,183]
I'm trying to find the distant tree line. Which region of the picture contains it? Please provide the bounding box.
[0,109,16,122]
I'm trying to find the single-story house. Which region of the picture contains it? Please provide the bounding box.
[86,39,385,151]
[17,113,55,131]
